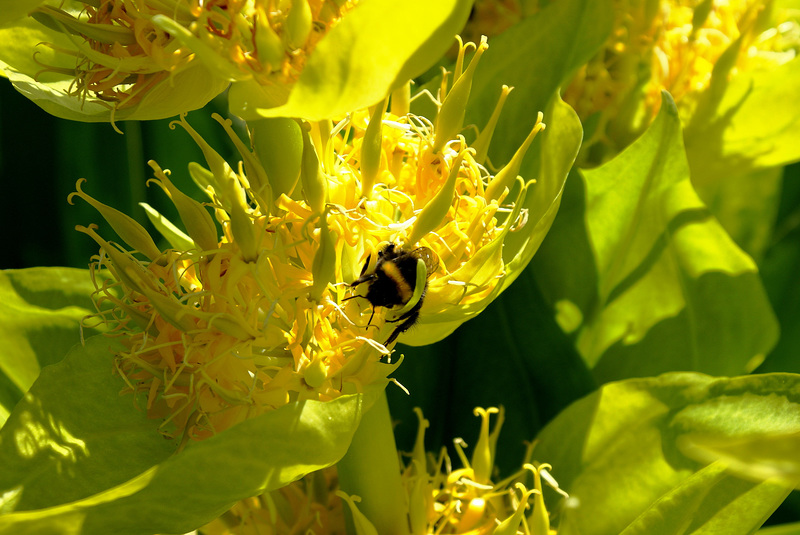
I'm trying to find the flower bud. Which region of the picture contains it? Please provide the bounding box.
[75,224,147,296]
[433,36,488,153]
[254,7,285,70]
[472,84,513,165]
[151,14,251,82]
[303,356,328,389]
[525,464,552,535]
[69,179,162,262]
[493,483,536,535]
[250,118,304,200]
[360,100,387,198]
[148,162,220,253]
[300,124,329,214]
[471,407,502,485]
[485,111,545,202]
[213,114,272,210]
[285,0,313,50]
[172,115,260,261]
[407,150,468,245]
[310,211,338,301]
[139,203,194,251]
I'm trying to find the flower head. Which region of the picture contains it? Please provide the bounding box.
[561,0,800,162]
[72,38,545,441]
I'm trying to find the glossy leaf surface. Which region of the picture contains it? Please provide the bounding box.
[535,373,800,535]
[533,93,778,382]
[231,0,473,120]
[0,267,101,424]
[0,336,369,534]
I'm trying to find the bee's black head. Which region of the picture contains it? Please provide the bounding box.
[378,242,400,260]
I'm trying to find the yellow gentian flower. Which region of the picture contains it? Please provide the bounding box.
[562,0,800,163]
[71,38,546,442]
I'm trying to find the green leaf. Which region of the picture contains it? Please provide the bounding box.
[685,57,800,187]
[759,521,800,534]
[534,373,800,535]
[533,92,778,382]
[0,267,101,424]
[0,0,44,29]
[679,431,800,489]
[683,53,800,258]
[0,336,369,534]
[698,167,783,262]
[231,0,473,120]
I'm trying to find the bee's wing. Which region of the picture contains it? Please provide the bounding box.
[412,247,440,279]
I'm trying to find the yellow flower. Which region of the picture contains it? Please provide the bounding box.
[71,37,545,442]
[399,407,565,535]
[561,0,800,161]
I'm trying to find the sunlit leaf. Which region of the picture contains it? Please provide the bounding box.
[0,336,371,534]
[535,373,800,535]
[0,0,44,29]
[683,56,800,260]
[685,58,800,188]
[533,92,778,382]
[758,521,800,534]
[0,267,100,424]
[679,431,800,488]
[231,0,473,120]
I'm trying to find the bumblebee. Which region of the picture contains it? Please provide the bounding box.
[348,243,439,346]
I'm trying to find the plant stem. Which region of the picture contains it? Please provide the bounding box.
[337,390,410,535]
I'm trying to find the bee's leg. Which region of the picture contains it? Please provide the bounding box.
[358,253,373,277]
[384,297,423,345]
[385,311,419,346]
[344,295,377,329]
[385,297,423,324]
